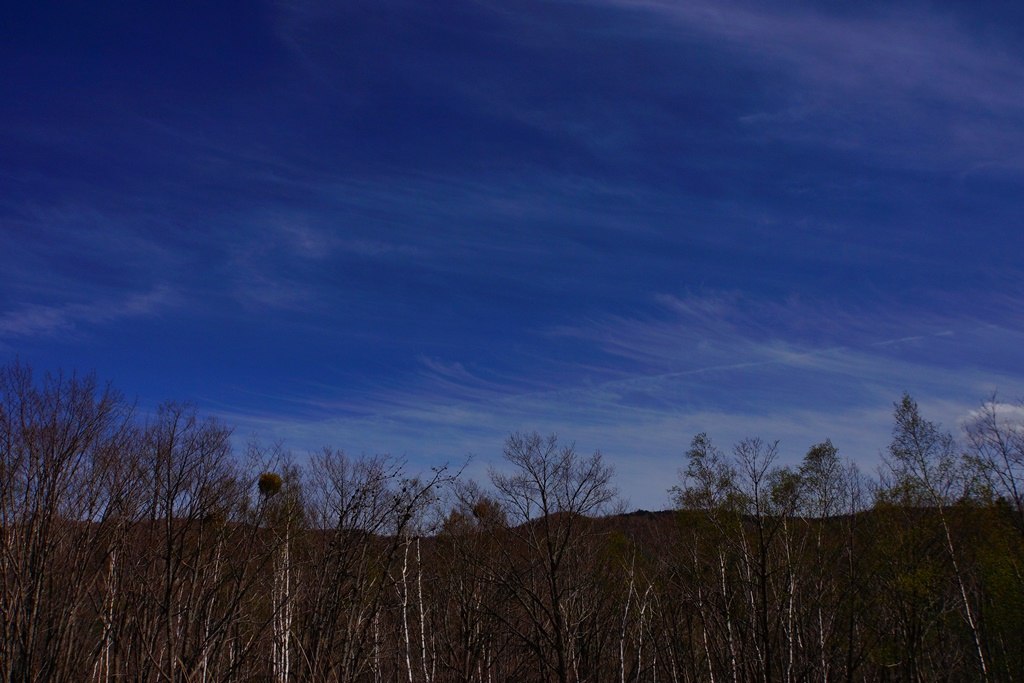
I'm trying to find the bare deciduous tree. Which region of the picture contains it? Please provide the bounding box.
[0,362,134,682]
[488,431,617,683]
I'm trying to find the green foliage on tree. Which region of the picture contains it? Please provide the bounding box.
[3,360,1024,682]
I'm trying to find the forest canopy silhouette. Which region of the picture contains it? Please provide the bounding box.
[1,360,1022,682]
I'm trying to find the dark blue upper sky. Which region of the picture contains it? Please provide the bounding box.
[4,0,1024,507]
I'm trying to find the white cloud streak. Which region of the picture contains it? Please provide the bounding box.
[0,287,178,342]
[208,292,1024,509]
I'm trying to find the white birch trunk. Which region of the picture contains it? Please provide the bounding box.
[416,537,433,683]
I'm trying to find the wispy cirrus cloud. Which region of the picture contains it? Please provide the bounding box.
[596,0,1024,170]
[207,290,1024,508]
[6,0,1024,510]
[0,286,178,343]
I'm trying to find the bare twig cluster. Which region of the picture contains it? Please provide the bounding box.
[2,362,1023,682]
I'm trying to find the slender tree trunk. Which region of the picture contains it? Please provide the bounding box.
[416,538,433,683]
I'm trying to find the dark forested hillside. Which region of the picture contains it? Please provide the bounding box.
[2,361,1023,682]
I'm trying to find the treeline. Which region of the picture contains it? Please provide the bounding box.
[2,361,1023,682]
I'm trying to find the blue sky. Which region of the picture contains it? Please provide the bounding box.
[4,0,1024,508]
